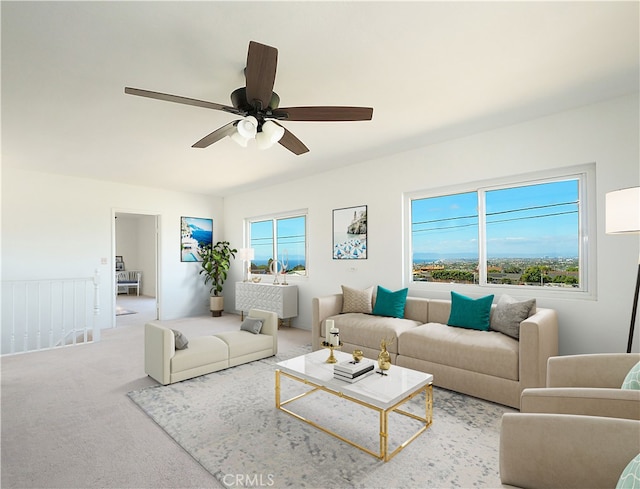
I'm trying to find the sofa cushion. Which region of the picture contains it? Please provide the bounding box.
[215,330,274,359]
[341,285,374,313]
[490,294,536,340]
[328,313,421,354]
[372,286,408,318]
[398,322,519,381]
[447,291,494,331]
[170,336,228,374]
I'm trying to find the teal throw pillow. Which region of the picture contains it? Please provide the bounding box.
[621,361,640,390]
[447,291,494,331]
[617,453,640,488]
[372,286,408,318]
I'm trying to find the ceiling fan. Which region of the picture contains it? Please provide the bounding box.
[125,41,373,155]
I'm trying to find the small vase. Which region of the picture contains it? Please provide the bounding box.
[378,340,391,371]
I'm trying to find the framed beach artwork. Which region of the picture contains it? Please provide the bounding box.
[180,216,213,262]
[333,205,367,259]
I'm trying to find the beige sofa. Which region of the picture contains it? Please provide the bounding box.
[500,413,640,488]
[145,308,278,385]
[521,353,640,420]
[312,293,558,408]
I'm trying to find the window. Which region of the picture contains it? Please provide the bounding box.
[247,213,307,276]
[408,169,591,294]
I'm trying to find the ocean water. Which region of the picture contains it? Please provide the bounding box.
[191,228,212,247]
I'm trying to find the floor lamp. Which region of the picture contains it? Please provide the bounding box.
[606,186,640,353]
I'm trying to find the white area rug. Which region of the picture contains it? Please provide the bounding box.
[128,346,515,488]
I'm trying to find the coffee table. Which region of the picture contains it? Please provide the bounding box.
[275,349,433,462]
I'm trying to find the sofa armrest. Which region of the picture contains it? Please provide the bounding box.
[518,308,559,393]
[521,387,640,420]
[500,413,640,489]
[311,294,343,350]
[547,353,640,388]
[144,322,175,385]
[247,308,278,354]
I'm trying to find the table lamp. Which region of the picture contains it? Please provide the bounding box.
[237,248,255,282]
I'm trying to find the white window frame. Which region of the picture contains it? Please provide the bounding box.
[245,208,309,279]
[403,164,597,300]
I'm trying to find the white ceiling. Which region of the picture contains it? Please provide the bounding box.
[2,1,638,196]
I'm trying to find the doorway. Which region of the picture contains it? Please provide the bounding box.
[114,212,159,326]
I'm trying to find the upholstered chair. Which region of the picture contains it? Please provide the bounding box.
[500,413,640,488]
[520,353,640,420]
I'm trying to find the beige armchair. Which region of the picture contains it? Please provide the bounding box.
[500,413,640,489]
[520,353,640,420]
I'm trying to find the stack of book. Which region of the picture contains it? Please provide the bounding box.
[334,358,375,383]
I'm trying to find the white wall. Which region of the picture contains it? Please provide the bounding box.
[1,169,224,329]
[223,93,640,355]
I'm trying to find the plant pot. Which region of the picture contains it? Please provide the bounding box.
[210,296,224,317]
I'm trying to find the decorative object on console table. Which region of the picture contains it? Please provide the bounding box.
[235,281,298,326]
[280,249,289,285]
[606,186,640,353]
[333,205,367,260]
[199,241,237,317]
[269,258,280,285]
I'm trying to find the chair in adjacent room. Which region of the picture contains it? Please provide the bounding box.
[116,270,141,296]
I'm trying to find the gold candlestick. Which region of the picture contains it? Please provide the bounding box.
[322,341,342,363]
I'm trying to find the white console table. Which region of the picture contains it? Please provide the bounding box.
[235,282,298,326]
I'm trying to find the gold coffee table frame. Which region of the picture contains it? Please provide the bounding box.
[275,369,433,462]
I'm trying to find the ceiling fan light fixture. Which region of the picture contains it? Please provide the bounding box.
[230,130,250,147]
[256,120,285,149]
[237,116,258,139]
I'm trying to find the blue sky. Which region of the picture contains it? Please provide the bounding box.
[412,180,579,259]
[251,217,306,264]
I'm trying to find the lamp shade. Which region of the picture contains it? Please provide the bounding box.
[230,131,250,147]
[237,248,255,261]
[606,187,640,234]
[237,116,258,139]
[256,120,285,150]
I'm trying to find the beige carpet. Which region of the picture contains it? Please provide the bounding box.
[1,308,309,489]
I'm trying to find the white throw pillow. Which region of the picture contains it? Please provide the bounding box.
[341,285,374,314]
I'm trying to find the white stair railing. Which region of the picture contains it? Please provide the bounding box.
[1,270,101,355]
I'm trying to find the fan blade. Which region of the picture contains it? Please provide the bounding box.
[272,106,373,121]
[125,87,243,115]
[192,121,238,148]
[245,41,278,111]
[275,123,309,155]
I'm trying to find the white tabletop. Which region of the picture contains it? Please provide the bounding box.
[276,349,433,410]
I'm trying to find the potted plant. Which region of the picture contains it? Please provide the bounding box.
[199,241,237,317]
